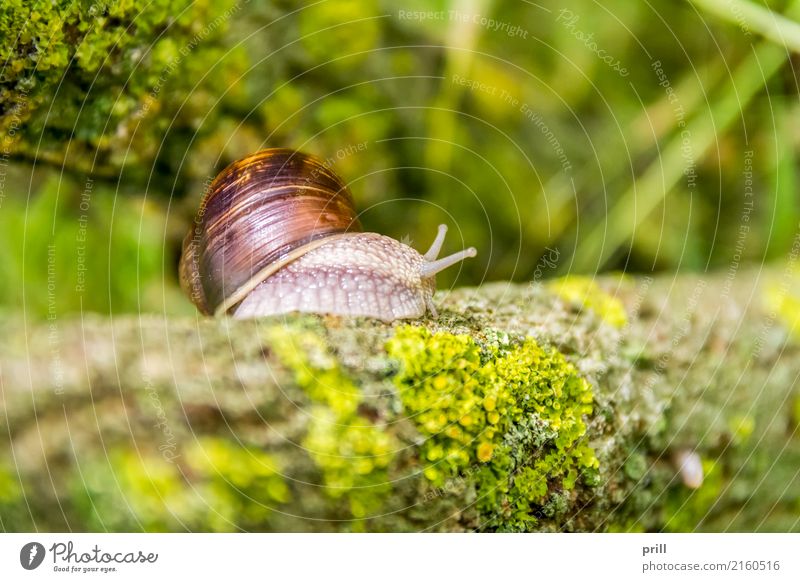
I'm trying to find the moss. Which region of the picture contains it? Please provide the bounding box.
[1,0,246,173]
[73,437,288,532]
[264,325,397,523]
[386,325,598,531]
[624,453,649,481]
[548,275,628,328]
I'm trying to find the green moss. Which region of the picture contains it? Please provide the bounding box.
[624,453,649,481]
[1,0,246,172]
[386,325,598,531]
[73,437,288,532]
[548,275,628,328]
[264,325,396,522]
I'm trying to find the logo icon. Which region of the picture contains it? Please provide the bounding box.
[20,542,46,570]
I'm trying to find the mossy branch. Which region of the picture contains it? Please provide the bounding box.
[1,271,798,532]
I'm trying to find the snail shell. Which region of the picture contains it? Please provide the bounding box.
[672,449,704,489]
[180,148,476,321]
[179,149,361,315]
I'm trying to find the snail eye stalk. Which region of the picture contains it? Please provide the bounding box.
[420,248,477,279]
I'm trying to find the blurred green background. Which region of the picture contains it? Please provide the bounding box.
[1,0,798,317]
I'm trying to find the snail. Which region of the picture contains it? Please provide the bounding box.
[179,148,477,322]
[672,449,703,489]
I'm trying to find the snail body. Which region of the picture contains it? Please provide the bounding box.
[180,148,476,321]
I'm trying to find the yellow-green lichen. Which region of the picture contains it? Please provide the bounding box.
[73,437,288,532]
[548,275,628,328]
[386,325,598,530]
[765,277,800,340]
[264,326,396,521]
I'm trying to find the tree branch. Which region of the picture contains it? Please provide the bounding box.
[1,271,798,532]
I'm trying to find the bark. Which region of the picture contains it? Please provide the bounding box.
[1,270,798,532]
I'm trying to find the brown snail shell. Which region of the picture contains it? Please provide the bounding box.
[180,148,361,315]
[180,148,476,321]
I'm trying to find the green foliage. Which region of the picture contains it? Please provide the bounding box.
[297,0,380,69]
[387,325,598,531]
[72,437,289,532]
[0,172,172,316]
[265,325,397,523]
[3,1,800,314]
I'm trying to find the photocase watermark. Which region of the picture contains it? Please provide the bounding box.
[652,60,696,191]
[19,540,159,573]
[521,106,573,173]
[182,174,215,309]
[315,141,369,174]
[134,0,250,119]
[530,246,561,287]
[641,278,708,396]
[451,74,503,98]
[397,9,529,38]
[0,87,30,205]
[651,60,686,127]
[46,244,65,395]
[75,177,93,294]
[725,0,753,37]
[301,141,369,190]
[143,371,180,463]
[555,9,629,77]
[721,150,754,299]
[449,10,529,39]
[678,133,697,192]
[450,74,573,173]
[20,542,46,570]
[753,224,800,360]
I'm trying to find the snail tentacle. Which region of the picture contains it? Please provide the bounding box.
[424,224,448,261]
[419,247,477,279]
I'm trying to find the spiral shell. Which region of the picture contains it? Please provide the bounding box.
[179,148,362,315]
